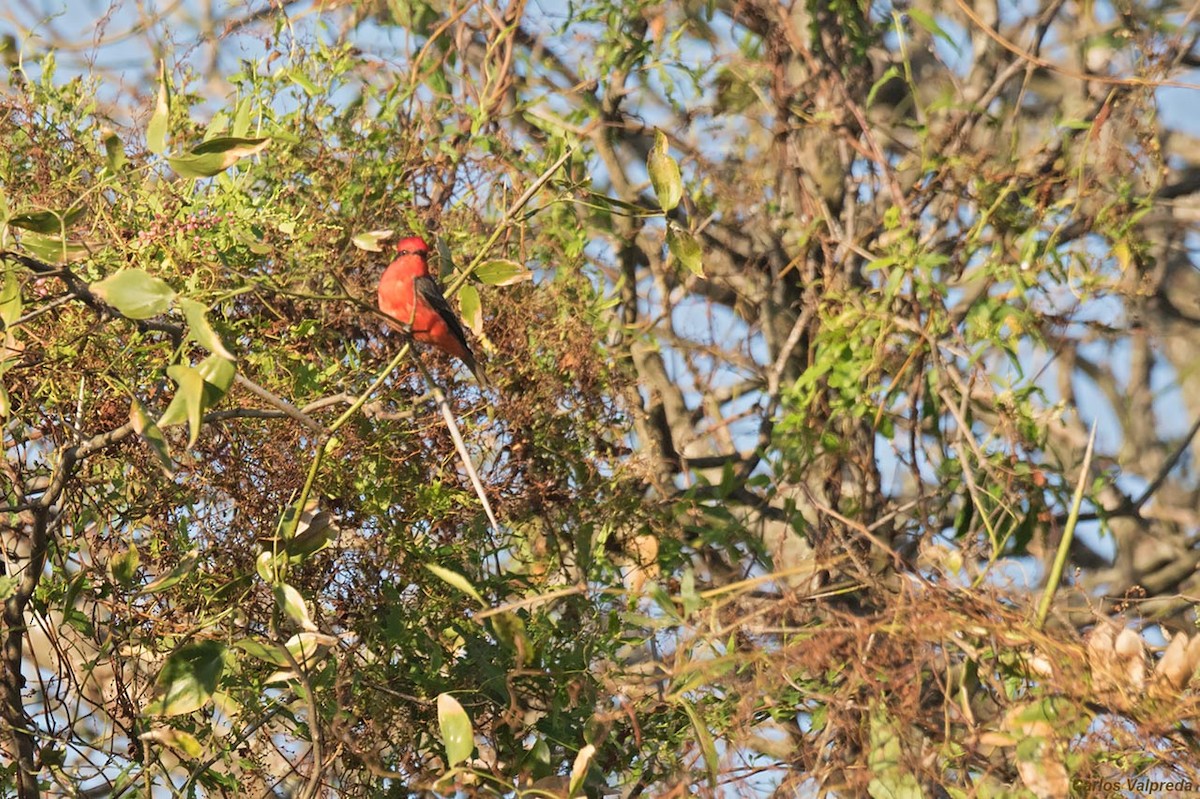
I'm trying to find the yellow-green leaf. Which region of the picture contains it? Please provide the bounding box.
[678,699,718,788]
[648,129,683,212]
[351,229,394,252]
[437,693,474,768]
[569,744,595,797]
[666,222,704,277]
[145,640,226,717]
[458,284,482,335]
[233,637,291,667]
[92,269,176,320]
[178,297,235,360]
[7,207,84,235]
[109,543,141,587]
[140,548,200,594]
[274,582,318,632]
[474,259,533,286]
[425,563,485,606]
[16,232,90,264]
[158,355,235,445]
[103,129,128,173]
[147,60,171,155]
[130,397,174,475]
[159,364,206,445]
[139,727,204,759]
[168,137,270,178]
[0,267,21,328]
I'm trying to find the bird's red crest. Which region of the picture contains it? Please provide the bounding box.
[394,236,430,257]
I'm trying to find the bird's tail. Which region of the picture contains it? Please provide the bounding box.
[463,351,491,388]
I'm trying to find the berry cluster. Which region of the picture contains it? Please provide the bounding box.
[133,209,233,260]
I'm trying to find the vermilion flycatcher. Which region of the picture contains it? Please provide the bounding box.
[378,236,488,384]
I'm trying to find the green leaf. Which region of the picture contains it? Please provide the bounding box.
[256,550,281,582]
[232,96,253,138]
[109,543,140,587]
[103,129,128,173]
[282,632,336,670]
[350,229,394,252]
[569,744,595,797]
[129,397,174,475]
[458,284,482,335]
[274,582,318,632]
[474,259,533,286]
[145,640,226,716]
[139,727,204,758]
[140,548,200,594]
[907,9,960,54]
[425,563,485,606]
[233,637,291,667]
[168,137,270,178]
[158,355,236,445]
[288,68,320,97]
[92,269,176,320]
[666,222,704,277]
[647,129,683,212]
[490,611,530,666]
[283,503,339,560]
[16,232,90,264]
[7,207,85,234]
[147,60,171,155]
[0,267,22,328]
[867,65,901,109]
[436,693,474,768]
[178,298,235,360]
[159,364,206,445]
[678,699,718,788]
[867,704,925,799]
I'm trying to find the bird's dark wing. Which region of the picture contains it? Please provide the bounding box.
[413,274,473,358]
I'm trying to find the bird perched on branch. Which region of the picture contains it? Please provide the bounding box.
[378,235,488,385]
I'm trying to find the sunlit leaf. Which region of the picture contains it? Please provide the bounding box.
[474,259,533,286]
[140,726,204,758]
[437,693,474,768]
[109,543,141,587]
[16,232,91,264]
[666,222,704,277]
[568,744,595,797]
[129,397,173,475]
[158,364,206,445]
[7,207,85,234]
[103,129,128,173]
[92,269,176,320]
[158,355,236,445]
[233,637,290,667]
[678,700,718,788]
[178,297,235,360]
[425,563,485,606]
[147,60,171,155]
[140,548,200,594]
[351,229,394,252]
[274,582,318,632]
[0,267,21,328]
[458,284,482,335]
[145,640,226,716]
[168,137,270,178]
[648,129,683,211]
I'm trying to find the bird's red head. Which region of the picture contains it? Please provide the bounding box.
[394,236,430,258]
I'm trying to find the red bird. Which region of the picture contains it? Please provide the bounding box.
[378,235,487,384]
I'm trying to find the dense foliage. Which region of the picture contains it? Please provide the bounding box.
[3,0,1200,796]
